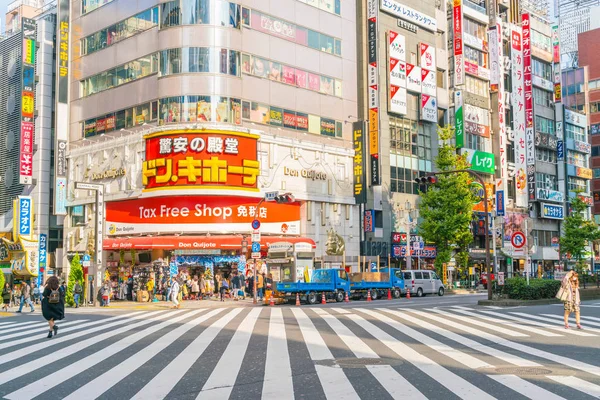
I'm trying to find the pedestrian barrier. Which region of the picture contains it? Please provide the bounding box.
[269,295,275,307]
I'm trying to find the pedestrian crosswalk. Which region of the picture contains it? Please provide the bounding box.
[0,306,599,400]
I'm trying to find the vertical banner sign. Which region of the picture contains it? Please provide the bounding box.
[552,24,562,104]
[18,196,33,238]
[388,31,408,115]
[367,0,380,186]
[353,121,367,204]
[490,21,507,216]
[19,18,36,185]
[38,233,47,287]
[96,189,104,267]
[54,0,70,215]
[511,27,528,208]
[455,91,464,148]
[522,13,536,203]
[453,0,465,86]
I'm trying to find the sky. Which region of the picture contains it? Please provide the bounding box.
[0,0,9,32]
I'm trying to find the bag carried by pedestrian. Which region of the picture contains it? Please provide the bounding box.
[556,286,569,301]
[49,288,61,304]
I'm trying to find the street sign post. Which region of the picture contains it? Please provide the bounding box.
[265,191,278,201]
[251,229,261,243]
[251,219,261,230]
[511,231,526,249]
[251,252,261,259]
[251,242,261,252]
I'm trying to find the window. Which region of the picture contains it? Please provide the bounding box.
[533,88,553,108]
[567,150,589,168]
[592,146,600,157]
[241,53,342,97]
[568,177,587,192]
[565,123,586,142]
[533,230,559,247]
[81,7,159,55]
[535,172,557,190]
[591,101,600,113]
[297,0,341,15]
[466,76,488,97]
[247,9,342,56]
[589,79,600,90]
[534,116,555,134]
[83,100,158,138]
[536,148,557,164]
[82,0,116,14]
[466,133,489,152]
[463,17,486,41]
[81,54,159,97]
[594,168,600,179]
[532,58,552,82]
[531,30,551,53]
[464,46,487,67]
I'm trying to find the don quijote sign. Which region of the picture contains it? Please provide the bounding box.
[283,167,327,180]
[92,168,126,181]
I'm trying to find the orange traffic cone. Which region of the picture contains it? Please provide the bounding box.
[344,291,350,303]
[387,288,392,300]
[295,293,301,306]
[321,292,326,305]
[367,290,372,302]
[269,294,275,307]
[406,288,411,299]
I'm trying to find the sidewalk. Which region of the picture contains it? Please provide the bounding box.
[69,297,268,312]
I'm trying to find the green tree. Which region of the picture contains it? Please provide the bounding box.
[560,196,600,271]
[66,254,84,307]
[418,125,477,275]
[0,270,5,293]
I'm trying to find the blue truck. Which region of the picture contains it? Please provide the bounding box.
[349,268,405,300]
[276,269,350,304]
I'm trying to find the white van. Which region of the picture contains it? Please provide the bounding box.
[402,270,445,297]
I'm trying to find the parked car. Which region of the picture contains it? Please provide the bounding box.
[402,270,445,297]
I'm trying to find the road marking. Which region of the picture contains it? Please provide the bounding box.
[330,308,351,314]
[442,308,561,337]
[199,308,262,400]
[380,308,538,367]
[549,376,600,398]
[479,310,595,337]
[290,308,359,399]
[313,308,378,359]
[411,309,600,377]
[6,310,205,400]
[0,320,42,333]
[505,312,597,336]
[489,375,567,400]
[262,308,294,399]
[540,313,600,329]
[0,319,89,343]
[0,310,170,386]
[357,308,492,369]
[131,308,242,400]
[345,312,496,400]
[434,308,530,337]
[367,364,427,399]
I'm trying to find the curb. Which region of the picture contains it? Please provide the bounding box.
[477,298,562,307]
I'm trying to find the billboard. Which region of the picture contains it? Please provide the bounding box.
[522,13,536,203]
[352,121,367,204]
[19,18,36,185]
[368,0,380,185]
[453,0,464,85]
[511,27,527,208]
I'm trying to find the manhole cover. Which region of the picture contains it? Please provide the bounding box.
[493,367,552,376]
[315,358,403,369]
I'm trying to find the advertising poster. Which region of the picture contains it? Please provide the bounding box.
[421,68,437,96]
[368,0,380,185]
[406,63,422,93]
[420,95,437,123]
[389,58,406,87]
[511,27,528,208]
[353,121,367,204]
[390,85,407,115]
[453,0,464,85]
[419,42,436,69]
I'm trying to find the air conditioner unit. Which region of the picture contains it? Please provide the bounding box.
[504,56,511,70]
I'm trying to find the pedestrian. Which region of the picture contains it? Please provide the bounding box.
[561,271,582,329]
[32,283,40,304]
[101,281,110,307]
[17,281,35,313]
[247,272,254,298]
[147,277,155,302]
[42,276,65,338]
[231,272,240,301]
[171,277,181,309]
[257,272,264,301]
[127,278,134,301]
[220,277,229,302]
[191,276,199,300]
[199,275,205,300]
[73,280,83,308]
[2,282,11,312]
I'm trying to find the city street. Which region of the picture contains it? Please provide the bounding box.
[0,296,599,399]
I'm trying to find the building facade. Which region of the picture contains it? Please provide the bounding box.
[64,0,360,286]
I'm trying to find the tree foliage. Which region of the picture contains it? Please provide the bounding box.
[560,196,600,269]
[418,125,476,275]
[66,253,84,306]
[0,270,5,293]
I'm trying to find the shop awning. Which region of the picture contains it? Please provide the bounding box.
[103,235,316,250]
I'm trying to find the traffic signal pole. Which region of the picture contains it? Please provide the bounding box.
[424,170,493,301]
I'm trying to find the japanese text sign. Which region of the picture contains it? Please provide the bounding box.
[353,121,367,204]
[143,130,259,192]
[18,196,32,237]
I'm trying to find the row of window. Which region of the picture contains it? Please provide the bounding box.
[536,148,557,164]
[531,30,551,53]
[159,47,239,76]
[567,177,588,192]
[160,1,238,29]
[464,46,487,68]
[566,123,586,142]
[81,54,159,97]
[533,87,553,108]
[535,115,555,135]
[82,95,343,138]
[82,0,114,14]
[466,75,488,97]
[297,0,341,15]
[463,17,487,42]
[532,58,552,82]
[567,150,589,168]
[589,79,600,90]
[535,172,558,191]
[590,101,600,114]
[533,230,560,247]
[241,54,342,97]
[81,7,159,55]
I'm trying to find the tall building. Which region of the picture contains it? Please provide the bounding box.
[64,0,360,287]
[557,0,600,68]
[356,0,448,266]
[0,4,60,286]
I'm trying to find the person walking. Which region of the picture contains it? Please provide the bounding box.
[562,271,582,329]
[73,280,83,308]
[231,272,240,301]
[147,277,155,302]
[32,284,40,305]
[220,277,229,302]
[17,281,35,313]
[257,272,264,301]
[191,276,199,300]
[2,283,11,312]
[42,276,65,338]
[171,277,181,309]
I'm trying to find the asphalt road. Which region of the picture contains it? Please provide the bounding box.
[0,295,599,400]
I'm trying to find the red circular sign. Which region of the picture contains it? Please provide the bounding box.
[511,231,526,249]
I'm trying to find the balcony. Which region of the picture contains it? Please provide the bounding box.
[463,0,487,15]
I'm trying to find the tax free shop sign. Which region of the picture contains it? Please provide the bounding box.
[105,195,301,236]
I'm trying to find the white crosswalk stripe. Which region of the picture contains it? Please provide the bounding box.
[0,306,599,400]
[479,310,595,337]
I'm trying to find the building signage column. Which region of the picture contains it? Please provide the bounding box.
[511,26,528,208]
[353,121,367,204]
[453,0,465,86]
[522,13,536,203]
[367,0,380,185]
[20,18,36,185]
[455,91,464,148]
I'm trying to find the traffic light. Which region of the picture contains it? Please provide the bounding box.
[414,176,438,185]
[274,193,295,203]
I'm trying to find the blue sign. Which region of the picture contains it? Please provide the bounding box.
[38,233,47,286]
[496,190,505,217]
[83,254,91,262]
[541,203,564,220]
[370,262,377,271]
[18,196,32,236]
[251,219,261,230]
[169,262,178,277]
[557,141,564,161]
[251,242,261,252]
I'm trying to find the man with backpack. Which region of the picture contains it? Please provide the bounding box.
[17,281,35,313]
[73,280,83,308]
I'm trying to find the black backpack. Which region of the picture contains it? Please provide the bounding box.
[48,288,60,304]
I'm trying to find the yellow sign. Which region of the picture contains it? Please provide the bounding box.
[22,92,34,118]
[576,167,592,179]
[369,109,379,155]
[3,236,39,277]
[442,263,448,285]
[59,21,69,77]
[91,168,126,181]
